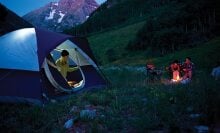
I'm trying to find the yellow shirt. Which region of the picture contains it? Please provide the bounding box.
[55,58,78,79]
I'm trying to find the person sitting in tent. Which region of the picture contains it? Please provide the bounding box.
[182,57,194,81]
[56,50,79,80]
[170,60,181,81]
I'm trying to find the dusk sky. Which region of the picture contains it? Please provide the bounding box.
[0,0,106,16]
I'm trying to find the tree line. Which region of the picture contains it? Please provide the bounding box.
[126,0,220,55]
[65,0,220,56]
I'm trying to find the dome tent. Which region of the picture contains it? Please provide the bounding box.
[0,28,106,105]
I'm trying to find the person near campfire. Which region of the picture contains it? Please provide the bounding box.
[182,57,194,80]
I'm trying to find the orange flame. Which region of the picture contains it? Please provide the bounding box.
[172,71,182,82]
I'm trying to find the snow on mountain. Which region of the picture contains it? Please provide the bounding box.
[58,11,65,23]
[45,9,56,20]
[23,0,99,32]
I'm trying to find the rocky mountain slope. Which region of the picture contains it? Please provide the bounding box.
[23,0,99,32]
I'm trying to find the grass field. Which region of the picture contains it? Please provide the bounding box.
[88,21,146,64]
[0,37,220,132]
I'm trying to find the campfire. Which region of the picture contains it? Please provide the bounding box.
[171,71,182,82]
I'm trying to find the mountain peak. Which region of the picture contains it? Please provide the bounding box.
[23,0,98,32]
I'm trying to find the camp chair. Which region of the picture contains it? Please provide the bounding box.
[146,66,162,82]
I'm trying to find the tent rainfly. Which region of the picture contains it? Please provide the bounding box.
[0,28,107,105]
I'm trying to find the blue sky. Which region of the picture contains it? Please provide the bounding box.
[0,0,106,16]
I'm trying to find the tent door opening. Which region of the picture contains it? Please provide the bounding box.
[43,48,85,93]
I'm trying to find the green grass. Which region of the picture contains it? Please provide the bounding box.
[88,21,146,64]
[152,38,220,70]
[114,37,220,70]
[88,17,220,69]
[1,69,219,132]
[0,38,220,132]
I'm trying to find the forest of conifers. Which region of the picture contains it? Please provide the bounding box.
[66,0,220,56]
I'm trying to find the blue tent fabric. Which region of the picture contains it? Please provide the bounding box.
[35,28,72,67]
[73,66,106,88]
[0,69,42,100]
[0,28,39,71]
[0,28,107,105]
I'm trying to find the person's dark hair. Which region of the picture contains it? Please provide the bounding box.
[186,57,191,61]
[61,50,69,57]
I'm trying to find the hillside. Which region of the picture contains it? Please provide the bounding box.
[67,0,220,61]
[67,0,220,37]
[88,22,220,68]
[88,18,220,68]
[88,21,220,69]
[65,0,150,35]
[88,21,146,64]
